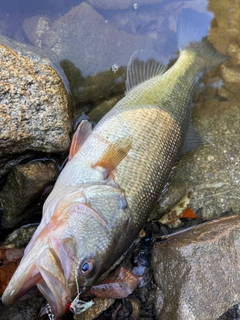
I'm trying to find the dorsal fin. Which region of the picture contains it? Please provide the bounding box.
[93,136,131,179]
[69,120,92,161]
[125,49,168,93]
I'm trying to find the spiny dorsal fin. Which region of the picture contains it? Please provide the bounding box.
[93,136,131,179]
[126,49,168,93]
[69,119,92,161]
[180,123,203,154]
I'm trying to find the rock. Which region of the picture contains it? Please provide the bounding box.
[39,2,154,104]
[86,0,165,11]
[0,38,71,157]
[0,152,33,179]
[0,161,59,229]
[0,296,44,320]
[152,215,240,320]
[74,297,114,320]
[23,16,51,48]
[41,2,154,77]
[156,102,240,221]
[88,95,124,123]
[0,224,38,248]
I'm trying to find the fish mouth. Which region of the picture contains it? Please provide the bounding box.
[2,246,72,317]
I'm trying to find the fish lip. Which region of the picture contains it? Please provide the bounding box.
[35,247,72,317]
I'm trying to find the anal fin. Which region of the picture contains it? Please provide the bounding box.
[181,123,202,154]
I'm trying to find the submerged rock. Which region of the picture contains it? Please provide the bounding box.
[152,215,240,320]
[37,2,154,105]
[0,161,59,229]
[86,0,165,11]
[0,38,71,158]
[41,2,154,77]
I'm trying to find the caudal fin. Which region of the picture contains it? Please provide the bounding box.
[177,8,228,69]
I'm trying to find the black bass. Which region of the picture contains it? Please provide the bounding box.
[2,8,228,316]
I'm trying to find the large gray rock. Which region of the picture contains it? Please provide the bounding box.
[0,39,71,158]
[152,215,240,320]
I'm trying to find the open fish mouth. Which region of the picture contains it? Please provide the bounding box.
[2,247,72,317]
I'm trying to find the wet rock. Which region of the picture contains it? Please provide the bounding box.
[74,298,114,320]
[152,215,240,320]
[0,161,59,229]
[0,296,44,320]
[40,2,154,103]
[157,102,240,221]
[0,224,38,248]
[0,152,33,179]
[0,38,71,157]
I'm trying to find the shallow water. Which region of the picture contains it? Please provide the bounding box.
[0,0,234,114]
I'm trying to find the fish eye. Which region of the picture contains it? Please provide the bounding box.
[81,259,94,275]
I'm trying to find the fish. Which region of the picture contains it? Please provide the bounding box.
[1,8,228,317]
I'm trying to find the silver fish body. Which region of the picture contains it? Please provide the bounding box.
[2,8,228,316]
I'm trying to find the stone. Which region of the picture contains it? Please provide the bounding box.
[88,95,124,123]
[0,38,71,157]
[0,224,38,248]
[86,0,165,11]
[152,215,240,320]
[0,296,44,320]
[155,102,240,221]
[74,297,114,320]
[39,2,154,104]
[23,15,51,48]
[0,161,59,229]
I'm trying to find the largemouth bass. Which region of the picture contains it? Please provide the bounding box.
[2,8,228,317]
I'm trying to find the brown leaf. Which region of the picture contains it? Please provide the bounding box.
[0,247,24,295]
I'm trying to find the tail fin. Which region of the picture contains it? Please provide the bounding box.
[177,8,229,69]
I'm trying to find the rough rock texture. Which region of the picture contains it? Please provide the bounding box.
[0,296,44,320]
[0,41,71,157]
[0,161,59,229]
[74,298,115,320]
[152,215,240,320]
[154,102,240,221]
[0,225,38,248]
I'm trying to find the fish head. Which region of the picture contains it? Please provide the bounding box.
[2,186,129,317]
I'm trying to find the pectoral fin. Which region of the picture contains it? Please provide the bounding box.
[69,119,92,161]
[93,136,131,179]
